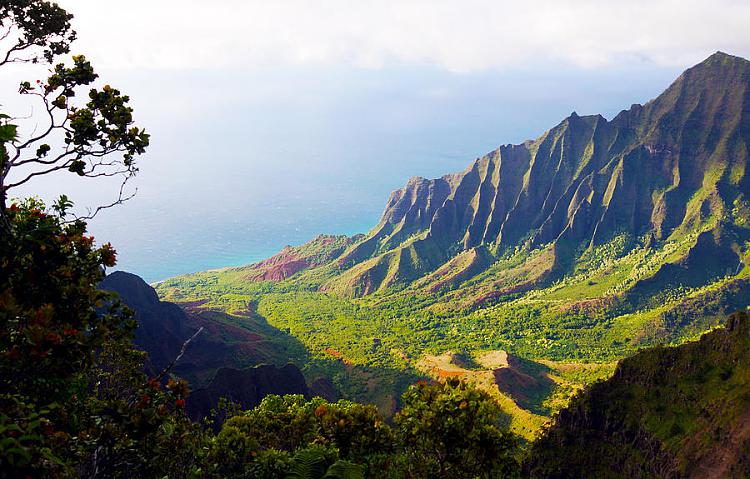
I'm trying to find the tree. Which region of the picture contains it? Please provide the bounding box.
[0,0,76,66]
[0,4,200,476]
[394,379,521,479]
[0,198,132,475]
[209,383,522,479]
[0,198,128,401]
[0,0,148,231]
[210,395,393,478]
[0,198,206,478]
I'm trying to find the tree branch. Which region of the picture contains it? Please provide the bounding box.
[155,327,204,382]
[68,177,137,222]
[6,160,74,188]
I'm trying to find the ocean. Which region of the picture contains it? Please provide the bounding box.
[9,64,681,282]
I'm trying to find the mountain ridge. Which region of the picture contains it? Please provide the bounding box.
[314,51,750,297]
[155,52,750,434]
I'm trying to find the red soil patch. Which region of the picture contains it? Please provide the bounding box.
[177,298,210,311]
[323,347,343,359]
[558,296,617,314]
[322,348,353,365]
[190,312,264,342]
[243,247,310,282]
[436,369,465,379]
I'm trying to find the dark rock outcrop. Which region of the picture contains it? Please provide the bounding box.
[102,271,296,385]
[309,376,338,401]
[101,271,198,375]
[101,271,316,419]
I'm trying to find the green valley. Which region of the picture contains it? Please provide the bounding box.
[155,52,750,439]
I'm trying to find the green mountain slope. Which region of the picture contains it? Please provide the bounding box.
[155,52,750,437]
[525,311,750,479]
[325,51,750,297]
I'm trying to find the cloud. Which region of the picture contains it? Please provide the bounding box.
[46,0,750,72]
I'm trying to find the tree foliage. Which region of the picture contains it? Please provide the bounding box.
[0,197,127,399]
[0,0,76,66]
[208,395,394,478]
[395,378,520,479]
[0,200,204,478]
[206,382,521,479]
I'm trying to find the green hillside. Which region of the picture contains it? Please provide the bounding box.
[525,311,750,478]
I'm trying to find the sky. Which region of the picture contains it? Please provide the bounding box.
[6,1,750,281]
[57,0,750,72]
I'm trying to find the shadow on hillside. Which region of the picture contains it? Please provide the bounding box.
[185,305,428,419]
[494,355,556,416]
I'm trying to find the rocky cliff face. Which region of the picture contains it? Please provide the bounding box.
[323,52,750,297]
[154,53,750,428]
[525,311,750,478]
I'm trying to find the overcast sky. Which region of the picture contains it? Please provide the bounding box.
[59,0,750,72]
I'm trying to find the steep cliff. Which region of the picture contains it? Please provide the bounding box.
[101,271,201,376]
[155,53,750,433]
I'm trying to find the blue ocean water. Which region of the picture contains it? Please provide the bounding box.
[13,64,682,282]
